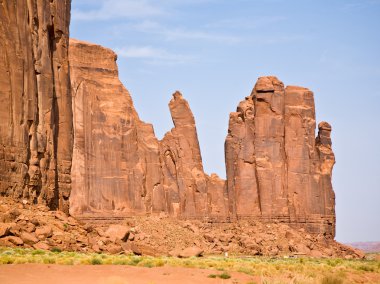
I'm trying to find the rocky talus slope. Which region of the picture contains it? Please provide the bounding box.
[0,197,363,258]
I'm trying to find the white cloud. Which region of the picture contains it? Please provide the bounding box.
[114,46,194,64]
[72,0,163,21]
[205,16,287,30]
[129,21,242,44]
[73,1,242,44]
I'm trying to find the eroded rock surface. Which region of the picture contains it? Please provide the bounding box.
[69,41,335,236]
[159,92,222,218]
[69,40,226,218]
[69,39,164,216]
[0,0,73,212]
[1,1,337,238]
[225,76,336,236]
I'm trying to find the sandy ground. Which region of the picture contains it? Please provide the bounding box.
[0,264,257,284]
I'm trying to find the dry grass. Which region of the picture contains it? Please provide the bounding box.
[0,247,379,283]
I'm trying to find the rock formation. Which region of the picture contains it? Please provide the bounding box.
[159,92,227,218]
[0,1,336,238]
[0,0,73,212]
[69,40,227,218]
[69,39,164,216]
[225,76,335,236]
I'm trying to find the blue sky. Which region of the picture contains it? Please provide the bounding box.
[70,0,380,243]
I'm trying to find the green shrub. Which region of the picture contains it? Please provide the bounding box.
[129,256,142,266]
[357,265,374,272]
[91,258,103,265]
[51,247,62,253]
[208,272,231,279]
[219,272,231,279]
[42,257,56,264]
[321,275,343,284]
[31,250,45,256]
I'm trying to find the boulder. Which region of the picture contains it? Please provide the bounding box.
[106,244,123,254]
[35,226,53,239]
[179,246,203,258]
[6,236,23,246]
[105,225,130,242]
[0,223,12,237]
[33,242,51,251]
[20,232,39,245]
[130,243,160,257]
[168,248,182,257]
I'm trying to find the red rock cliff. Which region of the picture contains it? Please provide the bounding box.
[225,76,336,236]
[69,40,226,218]
[68,41,335,236]
[69,39,164,216]
[0,0,73,212]
[0,2,336,237]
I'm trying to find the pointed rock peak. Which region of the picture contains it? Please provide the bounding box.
[169,91,195,127]
[318,121,332,131]
[172,90,183,100]
[317,121,333,148]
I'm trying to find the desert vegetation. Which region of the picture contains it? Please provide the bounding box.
[0,247,379,283]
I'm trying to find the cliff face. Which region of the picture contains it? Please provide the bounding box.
[225,76,335,235]
[0,0,72,212]
[68,41,335,236]
[69,39,164,216]
[69,40,225,218]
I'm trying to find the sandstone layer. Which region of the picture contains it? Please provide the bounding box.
[225,76,335,236]
[0,0,73,212]
[69,39,164,216]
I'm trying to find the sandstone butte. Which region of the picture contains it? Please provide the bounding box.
[1,0,337,248]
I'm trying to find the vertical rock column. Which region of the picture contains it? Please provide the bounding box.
[225,76,336,236]
[225,96,260,218]
[284,86,317,223]
[253,77,288,219]
[0,0,73,212]
[315,122,336,235]
[160,92,208,217]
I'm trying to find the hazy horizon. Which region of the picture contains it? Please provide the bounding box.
[70,0,380,243]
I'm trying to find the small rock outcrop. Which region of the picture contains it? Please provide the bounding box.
[225,76,335,236]
[0,0,73,212]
